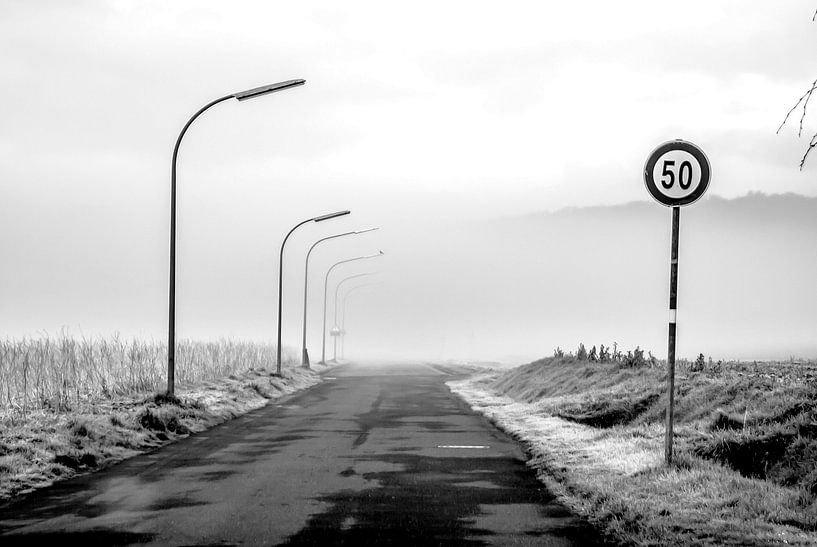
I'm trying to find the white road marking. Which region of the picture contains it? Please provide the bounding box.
[437,445,490,449]
[324,377,336,380]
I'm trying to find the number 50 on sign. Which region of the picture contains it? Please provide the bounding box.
[644,140,711,207]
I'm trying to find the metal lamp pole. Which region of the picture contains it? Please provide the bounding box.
[276,210,351,375]
[332,273,373,361]
[320,251,384,364]
[167,79,305,396]
[301,228,379,367]
[340,282,381,360]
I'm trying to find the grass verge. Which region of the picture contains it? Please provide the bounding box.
[0,363,330,500]
[448,357,817,546]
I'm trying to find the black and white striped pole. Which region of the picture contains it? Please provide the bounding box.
[644,139,711,465]
[666,205,680,465]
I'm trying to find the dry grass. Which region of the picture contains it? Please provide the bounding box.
[449,357,817,546]
[0,335,318,501]
[492,357,817,496]
[0,334,298,416]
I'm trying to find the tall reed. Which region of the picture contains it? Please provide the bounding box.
[0,334,295,413]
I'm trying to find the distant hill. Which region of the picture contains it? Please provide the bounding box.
[500,192,817,226]
[346,193,816,364]
[459,192,817,361]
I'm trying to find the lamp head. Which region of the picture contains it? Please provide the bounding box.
[233,79,305,101]
[314,210,351,223]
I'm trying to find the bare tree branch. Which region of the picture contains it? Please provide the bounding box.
[778,79,817,170]
[777,79,817,136]
[778,9,817,169]
[801,133,817,170]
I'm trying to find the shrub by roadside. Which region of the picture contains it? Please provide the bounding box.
[0,364,328,500]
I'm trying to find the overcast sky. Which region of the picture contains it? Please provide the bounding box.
[1,1,815,362]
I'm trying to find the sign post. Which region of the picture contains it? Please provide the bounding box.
[643,139,711,465]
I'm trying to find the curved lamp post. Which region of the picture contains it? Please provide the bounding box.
[340,282,381,360]
[331,273,373,362]
[276,210,351,375]
[320,251,384,364]
[301,228,379,367]
[167,79,305,396]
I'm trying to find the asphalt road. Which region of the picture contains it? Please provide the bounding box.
[0,362,607,546]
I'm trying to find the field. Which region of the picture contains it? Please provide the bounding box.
[0,335,314,500]
[0,335,298,416]
[449,351,817,546]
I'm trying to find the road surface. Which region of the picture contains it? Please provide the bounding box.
[0,362,607,545]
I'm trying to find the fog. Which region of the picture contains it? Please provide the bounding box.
[344,193,817,363]
[3,186,814,364]
[1,1,816,365]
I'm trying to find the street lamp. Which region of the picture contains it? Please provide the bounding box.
[167,79,305,396]
[320,252,384,364]
[340,282,381,360]
[301,228,379,367]
[276,210,351,375]
[332,273,374,362]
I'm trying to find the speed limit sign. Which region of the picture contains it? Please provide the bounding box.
[644,140,711,207]
[644,138,711,466]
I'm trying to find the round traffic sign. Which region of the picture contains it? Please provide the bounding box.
[643,140,711,207]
